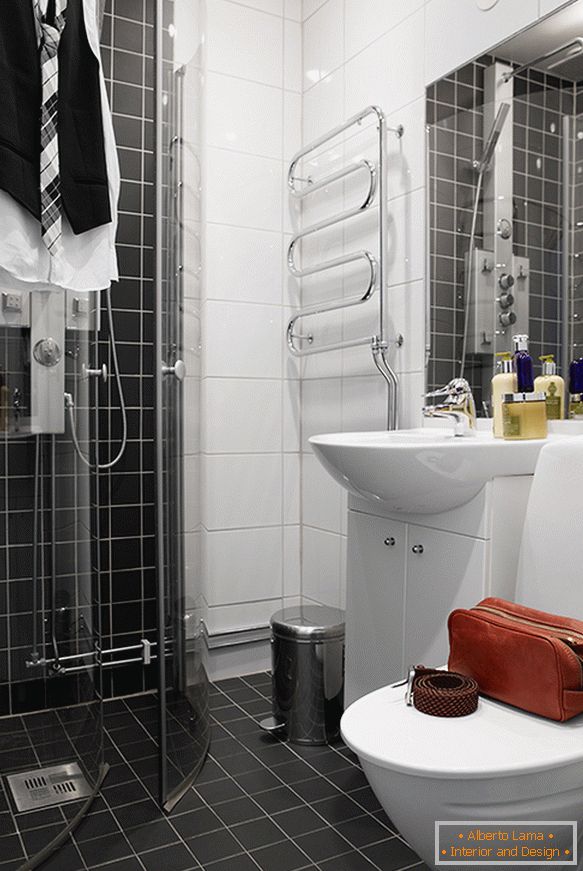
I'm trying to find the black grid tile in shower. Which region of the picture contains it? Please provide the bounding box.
[0,675,429,871]
[96,0,157,702]
[0,0,158,716]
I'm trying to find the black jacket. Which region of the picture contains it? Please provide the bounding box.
[0,0,111,234]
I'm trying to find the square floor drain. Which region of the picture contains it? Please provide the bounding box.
[6,762,92,812]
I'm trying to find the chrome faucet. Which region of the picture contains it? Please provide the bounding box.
[423,378,477,437]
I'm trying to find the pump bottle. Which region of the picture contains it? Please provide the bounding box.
[534,355,565,420]
[492,352,517,438]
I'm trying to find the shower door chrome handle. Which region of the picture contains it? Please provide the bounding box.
[162,359,186,382]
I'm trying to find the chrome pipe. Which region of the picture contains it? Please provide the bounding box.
[50,436,60,670]
[501,37,583,82]
[288,248,376,282]
[373,106,399,429]
[290,158,375,199]
[290,158,376,200]
[288,329,373,357]
[288,159,377,258]
[288,104,402,183]
[30,435,41,663]
[372,341,399,430]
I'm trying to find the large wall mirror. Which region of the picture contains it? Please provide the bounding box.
[426,0,583,414]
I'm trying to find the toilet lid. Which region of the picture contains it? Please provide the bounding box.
[341,683,583,778]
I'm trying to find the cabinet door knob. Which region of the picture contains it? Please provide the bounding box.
[412,544,424,554]
[384,537,396,547]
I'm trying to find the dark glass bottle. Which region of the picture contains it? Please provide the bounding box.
[513,334,534,393]
[569,357,583,395]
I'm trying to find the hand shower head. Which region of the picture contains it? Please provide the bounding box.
[473,102,510,174]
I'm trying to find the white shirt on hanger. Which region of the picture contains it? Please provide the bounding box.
[0,0,119,293]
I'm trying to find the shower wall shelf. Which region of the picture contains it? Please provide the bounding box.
[286,104,404,430]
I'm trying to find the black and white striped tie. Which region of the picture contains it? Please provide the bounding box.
[33,0,68,256]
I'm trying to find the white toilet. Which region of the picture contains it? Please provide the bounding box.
[341,438,583,869]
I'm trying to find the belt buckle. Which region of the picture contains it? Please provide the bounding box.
[404,665,416,706]
[392,665,418,706]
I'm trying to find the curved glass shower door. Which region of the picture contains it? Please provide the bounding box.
[155,0,209,811]
[0,302,105,870]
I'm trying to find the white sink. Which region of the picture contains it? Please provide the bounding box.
[310,427,580,514]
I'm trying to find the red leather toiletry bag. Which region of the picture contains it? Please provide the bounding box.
[448,597,583,721]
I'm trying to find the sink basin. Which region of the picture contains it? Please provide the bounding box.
[310,428,572,514]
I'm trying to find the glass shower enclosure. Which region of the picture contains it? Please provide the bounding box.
[156,0,209,810]
[0,0,209,865]
[0,289,106,870]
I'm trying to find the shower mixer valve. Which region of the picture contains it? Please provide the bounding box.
[499,311,517,328]
[498,273,514,291]
[498,291,514,309]
[33,337,62,367]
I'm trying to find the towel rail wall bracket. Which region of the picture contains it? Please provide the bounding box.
[285,105,404,430]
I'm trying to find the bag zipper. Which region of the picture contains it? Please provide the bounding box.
[473,604,583,646]
[473,604,583,690]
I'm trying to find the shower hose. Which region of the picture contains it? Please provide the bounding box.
[65,286,127,470]
[459,167,485,380]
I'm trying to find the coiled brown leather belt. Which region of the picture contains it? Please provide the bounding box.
[404,666,479,717]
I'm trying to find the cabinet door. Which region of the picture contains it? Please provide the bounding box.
[346,511,407,705]
[404,525,487,668]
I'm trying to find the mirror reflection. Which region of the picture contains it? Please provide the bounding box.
[426,0,583,420]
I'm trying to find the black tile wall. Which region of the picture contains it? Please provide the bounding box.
[0,0,158,716]
[98,0,157,701]
[571,109,583,355]
[0,334,100,716]
[427,56,577,407]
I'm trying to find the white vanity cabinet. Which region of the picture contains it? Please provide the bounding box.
[403,525,488,669]
[345,476,532,706]
[346,513,407,705]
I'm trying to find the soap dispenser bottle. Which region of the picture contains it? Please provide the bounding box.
[513,334,535,392]
[569,357,583,419]
[534,355,565,420]
[492,352,517,438]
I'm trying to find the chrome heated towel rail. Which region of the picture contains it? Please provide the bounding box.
[286,105,403,430]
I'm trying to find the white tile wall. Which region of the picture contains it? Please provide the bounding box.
[424,0,539,84]
[302,453,344,533]
[203,527,283,605]
[284,20,303,92]
[344,0,424,61]
[207,0,283,86]
[302,526,343,607]
[201,0,301,640]
[206,72,283,158]
[199,0,568,650]
[203,454,283,529]
[206,225,283,305]
[202,379,283,453]
[206,149,282,229]
[539,0,576,13]
[284,0,302,22]
[298,0,548,615]
[283,526,301,596]
[203,301,282,379]
[303,0,344,89]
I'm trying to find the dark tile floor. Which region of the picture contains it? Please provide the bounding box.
[2,673,427,871]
